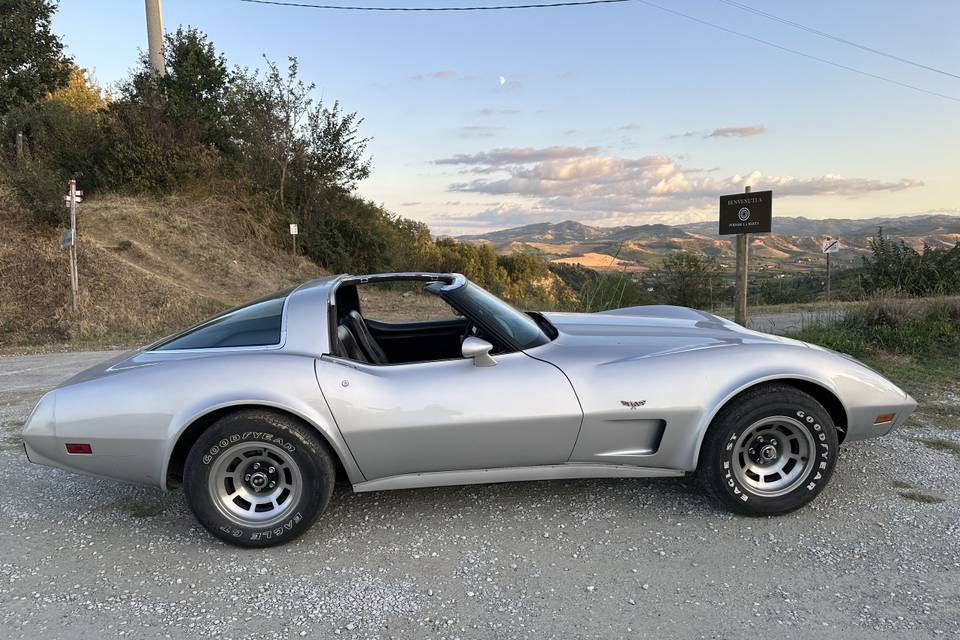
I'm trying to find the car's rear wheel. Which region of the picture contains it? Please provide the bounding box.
[696,384,838,516]
[184,409,335,547]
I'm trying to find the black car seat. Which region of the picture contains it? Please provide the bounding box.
[346,310,388,364]
[336,324,368,363]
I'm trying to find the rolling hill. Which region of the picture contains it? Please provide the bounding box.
[459,214,960,273]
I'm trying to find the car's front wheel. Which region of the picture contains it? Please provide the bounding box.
[184,409,335,547]
[697,384,838,516]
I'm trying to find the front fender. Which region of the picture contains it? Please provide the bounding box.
[532,340,911,472]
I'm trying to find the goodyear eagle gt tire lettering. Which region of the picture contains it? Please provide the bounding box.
[697,384,838,516]
[184,409,335,547]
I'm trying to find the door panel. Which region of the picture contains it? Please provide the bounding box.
[315,352,583,480]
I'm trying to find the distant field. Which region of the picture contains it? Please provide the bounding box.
[551,252,649,272]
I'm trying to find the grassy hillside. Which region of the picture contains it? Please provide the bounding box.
[0,191,324,349]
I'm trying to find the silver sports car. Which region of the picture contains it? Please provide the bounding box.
[23,273,916,547]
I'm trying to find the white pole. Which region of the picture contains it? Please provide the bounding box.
[145,0,166,77]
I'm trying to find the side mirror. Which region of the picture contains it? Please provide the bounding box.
[462,337,497,367]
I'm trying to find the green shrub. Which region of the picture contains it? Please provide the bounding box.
[862,228,960,296]
[94,102,212,192]
[793,298,960,358]
[2,154,67,225]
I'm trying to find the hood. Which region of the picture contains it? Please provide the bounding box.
[539,305,804,359]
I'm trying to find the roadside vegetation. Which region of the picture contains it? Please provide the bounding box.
[792,297,960,359]
[791,298,960,450]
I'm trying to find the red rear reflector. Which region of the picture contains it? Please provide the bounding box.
[65,443,92,454]
[874,413,896,425]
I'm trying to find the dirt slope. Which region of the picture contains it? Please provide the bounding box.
[0,193,324,348]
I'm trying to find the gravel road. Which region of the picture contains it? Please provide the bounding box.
[1,350,958,639]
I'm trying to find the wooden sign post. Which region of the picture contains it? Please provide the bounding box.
[64,180,83,311]
[735,186,750,325]
[719,187,773,325]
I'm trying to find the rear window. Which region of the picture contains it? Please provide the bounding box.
[153,290,290,351]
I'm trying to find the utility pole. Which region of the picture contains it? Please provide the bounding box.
[734,185,751,325]
[144,0,166,76]
[16,132,24,164]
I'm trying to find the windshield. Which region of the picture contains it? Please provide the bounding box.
[452,283,550,350]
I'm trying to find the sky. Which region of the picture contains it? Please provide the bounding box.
[52,0,959,235]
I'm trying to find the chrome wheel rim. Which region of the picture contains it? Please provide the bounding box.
[208,442,302,527]
[732,416,815,497]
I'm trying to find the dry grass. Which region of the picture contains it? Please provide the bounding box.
[918,437,960,457]
[0,192,325,348]
[359,284,457,323]
[897,490,947,504]
[551,252,647,273]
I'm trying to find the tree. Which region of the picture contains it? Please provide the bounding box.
[121,27,232,150]
[0,0,71,115]
[305,100,371,193]
[49,66,108,112]
[232,56,371,217]
[262,57,311,211]
[653,252,722,309]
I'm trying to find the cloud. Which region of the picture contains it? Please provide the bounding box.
[760,174,923,196]
[411,69,457,81]
[669,125,768,139]
[436,145,599,167]
[458,125,504,138]
[617,123,643,131]
[478,108,520,117]
[563,129,578,135]
[437,145,924,230]
[706,125,767,138]
[448,203,556,230]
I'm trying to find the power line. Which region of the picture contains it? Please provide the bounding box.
[632,0,960,103]
[239,0,630,11]
[716,0,960,81]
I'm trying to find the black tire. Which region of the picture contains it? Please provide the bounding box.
[184,409,335,548]
[696,384,838,516]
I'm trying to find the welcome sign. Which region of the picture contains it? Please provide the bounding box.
[719,190,772,235]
